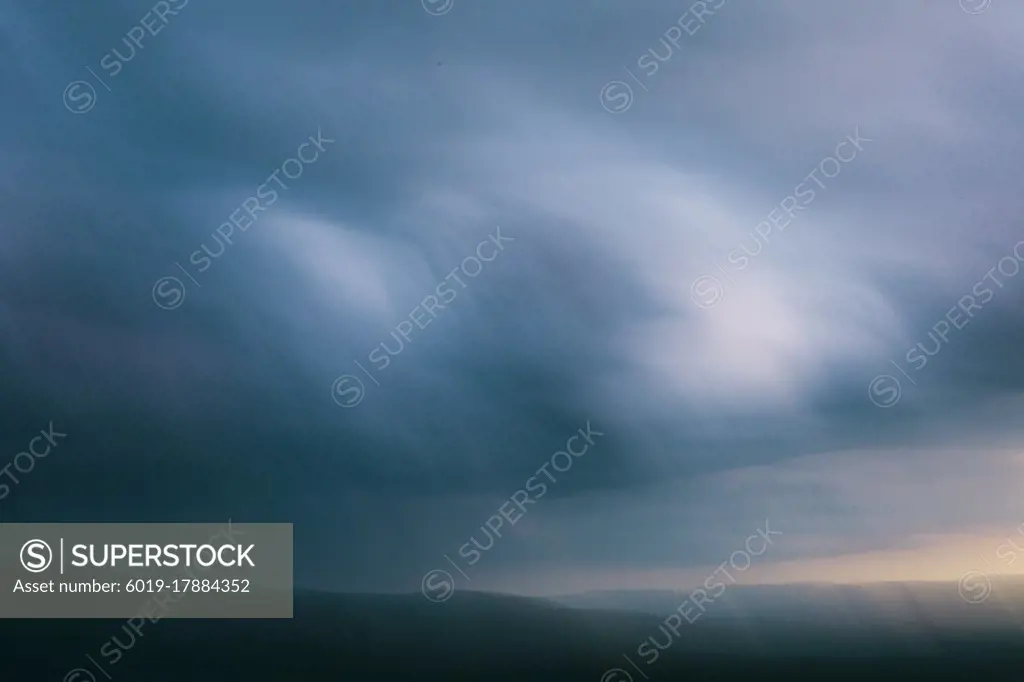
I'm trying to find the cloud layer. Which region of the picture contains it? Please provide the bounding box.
[2,0,1023,593]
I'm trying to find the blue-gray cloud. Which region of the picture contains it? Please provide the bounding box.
[2,0,1023,592]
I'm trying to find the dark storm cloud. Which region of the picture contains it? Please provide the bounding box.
[2,0,1024,590]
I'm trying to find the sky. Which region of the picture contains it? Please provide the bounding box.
[2,0,1024,598]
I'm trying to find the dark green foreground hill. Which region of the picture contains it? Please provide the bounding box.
[5,586,1024,681]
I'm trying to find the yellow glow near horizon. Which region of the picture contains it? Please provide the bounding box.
[750,532,1024,585]
[487,530,1024,597]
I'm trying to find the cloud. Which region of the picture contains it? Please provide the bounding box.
[2,0,1024,592]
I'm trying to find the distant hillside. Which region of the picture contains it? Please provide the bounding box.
[552,579,1024,629]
